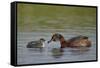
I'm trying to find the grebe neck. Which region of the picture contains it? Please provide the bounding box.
[59,37,65,42]
[59,37,69,48]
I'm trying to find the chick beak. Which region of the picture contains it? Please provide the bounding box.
[48,40,52,44]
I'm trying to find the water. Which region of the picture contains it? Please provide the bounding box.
[17,28,96,65]
[17,4,96,65]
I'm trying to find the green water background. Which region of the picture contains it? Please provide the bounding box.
[17,3,96,32]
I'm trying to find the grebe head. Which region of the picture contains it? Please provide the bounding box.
[40,38,45,42]
[48,33,63,43]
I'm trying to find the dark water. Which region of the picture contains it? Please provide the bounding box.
[17,28,96,65]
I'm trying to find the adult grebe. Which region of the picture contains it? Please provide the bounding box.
[48,33,91,48]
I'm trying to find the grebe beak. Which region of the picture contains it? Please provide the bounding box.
[48,40,51,44]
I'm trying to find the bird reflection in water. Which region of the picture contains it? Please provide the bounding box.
[51,47,90,58]
[27,48,45,53]
[51,48,64,58]
[68,47,90,55]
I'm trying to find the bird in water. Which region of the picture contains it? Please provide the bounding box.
[48,33,91,48]
[27,38,45,48]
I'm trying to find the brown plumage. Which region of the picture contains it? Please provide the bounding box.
[48,33,91,48]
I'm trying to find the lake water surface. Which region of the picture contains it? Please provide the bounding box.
[17,28,96,65]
